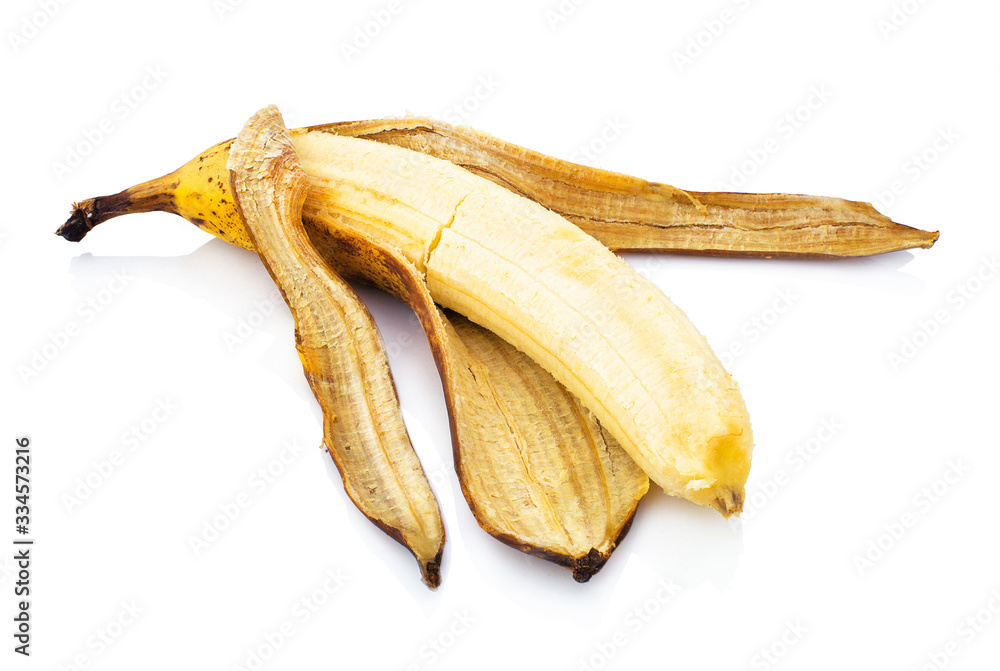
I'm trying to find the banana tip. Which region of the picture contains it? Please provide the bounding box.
[420,551,443,589]
[713,488,744,518]
[571,548,609,583]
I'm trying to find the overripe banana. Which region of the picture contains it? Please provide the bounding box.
[226,108,445,587]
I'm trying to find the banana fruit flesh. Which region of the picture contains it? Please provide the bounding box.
[294,130,752,514]
[227,107,445,587]
[309,219,648,580]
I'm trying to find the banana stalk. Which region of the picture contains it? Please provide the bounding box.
[226,107,445,587]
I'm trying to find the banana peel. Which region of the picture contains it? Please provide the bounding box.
[318,117,939,258]
[227,107,445,587]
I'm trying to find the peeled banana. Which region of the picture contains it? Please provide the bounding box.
[56,109,939,583]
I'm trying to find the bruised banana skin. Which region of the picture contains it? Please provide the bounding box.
[316,117,940,258]
[59,124,753,514]
[307,220,649,581]
[227,107,445,587]
[58,124,648,579]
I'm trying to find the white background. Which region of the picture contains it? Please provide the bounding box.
[2,0,998,669]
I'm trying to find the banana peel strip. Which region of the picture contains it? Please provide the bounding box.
[228,106,446,587]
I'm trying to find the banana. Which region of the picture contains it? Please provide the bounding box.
[226,107,445,587]
[61,116,754,514]
[311,218,648,580]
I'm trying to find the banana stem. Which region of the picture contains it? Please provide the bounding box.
[57,174,178,242]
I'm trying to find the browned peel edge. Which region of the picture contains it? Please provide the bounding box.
[606,244,938,260]
[478,490,639,583]
[357,506,443,588]
[310,424,441,587]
